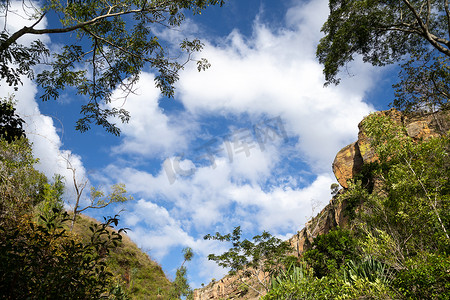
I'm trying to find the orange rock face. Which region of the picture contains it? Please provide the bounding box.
[332,142,363,188]
[332,109,446,188]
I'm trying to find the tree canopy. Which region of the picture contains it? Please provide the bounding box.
[205,226,295,295]
[0,97,25,143]
[317,0,450,86]
[0,0,225,135]
[392,49,450,112]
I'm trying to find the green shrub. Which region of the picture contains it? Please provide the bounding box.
[0,210,126,299]
[343,257,394,286]
[303,227,358,278]
[393,253,450,300]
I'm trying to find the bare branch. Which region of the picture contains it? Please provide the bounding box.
[77,202,110,213]
[64,155,88,231]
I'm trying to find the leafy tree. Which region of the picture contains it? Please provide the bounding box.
[204,226,295,295]
[317,0,450,86]
[0,137,47,225]
[303,227,358,278]
[330,182,340,196]
[0,0,225,135]
[71,183,133,230]
[361,113,449,248]
[0,209,128,299]
[0,97,25,143]
[392,50,450,113]
[170,247,194,299]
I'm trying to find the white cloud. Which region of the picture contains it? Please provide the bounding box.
[105,152,335,245]
[175,0,376,173]
[228,173,334,232]
[107,160,335,287]
[108,72,192,157]
[124,199,195,259]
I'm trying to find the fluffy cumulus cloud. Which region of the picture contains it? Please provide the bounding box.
[177,0,376,172]
[105,158,335,286]
[123,199,196,259]
[108,72,192,157]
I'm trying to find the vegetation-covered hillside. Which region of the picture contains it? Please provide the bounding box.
[0,111,174,299]
[73,215,172,299]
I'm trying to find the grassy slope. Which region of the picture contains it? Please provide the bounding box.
[72,214,172,299]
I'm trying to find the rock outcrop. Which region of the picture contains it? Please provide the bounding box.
[332,109,445,188]
[193,109,449,300]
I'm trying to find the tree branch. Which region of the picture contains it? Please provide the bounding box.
[0,10,46,52]
[65,157,88,231]
[401,0,450,56]
[82,26,143,61]
[403,156,449,239]
[0,4,168,53]
[76,202,110,214]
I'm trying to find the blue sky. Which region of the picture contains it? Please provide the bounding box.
[2,0,397,288]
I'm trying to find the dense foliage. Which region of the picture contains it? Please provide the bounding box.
[0,130,129,298]
[317,0,450,85]
[0,99,25,143]
[302,227,358,278]
[0,211,127,299]
[0,137,47,224]
[317,0,449,114]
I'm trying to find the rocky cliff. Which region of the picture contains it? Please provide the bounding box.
[193,109,448,300]
[332,109,445,188]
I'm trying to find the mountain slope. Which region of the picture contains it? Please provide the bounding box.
[73,214,172,299]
